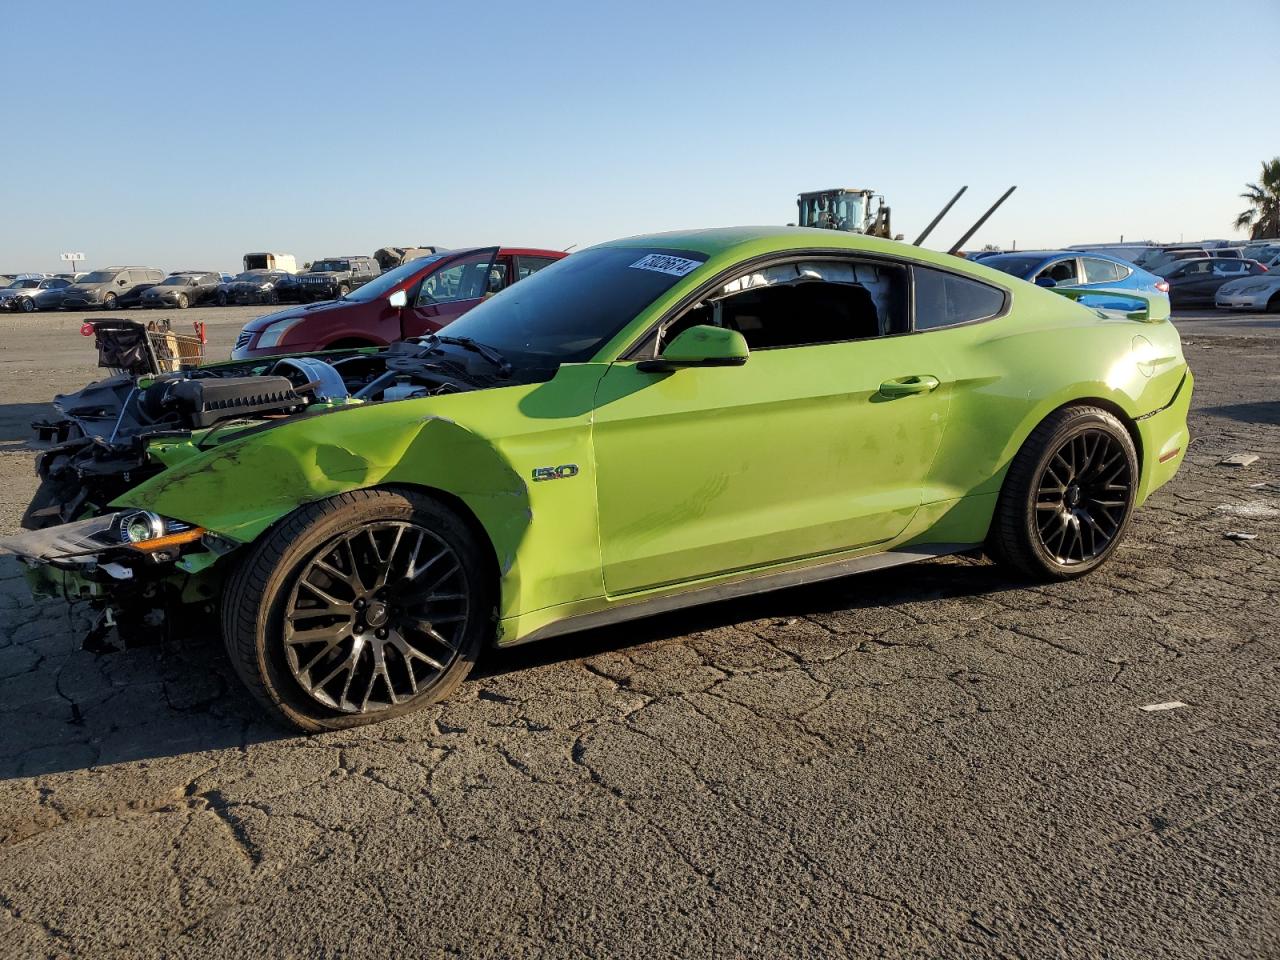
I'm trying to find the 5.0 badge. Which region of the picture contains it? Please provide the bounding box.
[531,464,579,482]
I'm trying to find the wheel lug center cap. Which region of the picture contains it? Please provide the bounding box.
[1066,485,1081,507]
[364,601,389,628]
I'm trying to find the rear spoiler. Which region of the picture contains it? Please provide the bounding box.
[1048,286,1171,323]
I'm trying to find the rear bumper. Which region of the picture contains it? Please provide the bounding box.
[1135,368,1193,505]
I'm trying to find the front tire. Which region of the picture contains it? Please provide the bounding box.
[102,292,118,310]
[19,297,35,313]
[988,406,1138,581]
[177,293,189,309]
[221,489,493,731]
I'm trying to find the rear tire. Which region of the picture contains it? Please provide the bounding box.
[221,488,493,731]
[988,406,1138,581]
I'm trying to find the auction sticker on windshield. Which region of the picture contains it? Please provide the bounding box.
[629,254,703,277]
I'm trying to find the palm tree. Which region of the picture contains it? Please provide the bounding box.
[1235,157,1280,239]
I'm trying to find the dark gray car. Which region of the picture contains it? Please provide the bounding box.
[215,269,293,306]
[60,266,166,310]
[140,271,221,309]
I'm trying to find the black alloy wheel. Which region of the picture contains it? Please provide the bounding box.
[988,405,1139,581]
[1033,429,1133,566]
[283,521,470,714]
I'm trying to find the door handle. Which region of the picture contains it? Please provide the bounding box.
[878,375,940,398]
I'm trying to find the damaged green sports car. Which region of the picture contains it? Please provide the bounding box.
[2,227,1192,730]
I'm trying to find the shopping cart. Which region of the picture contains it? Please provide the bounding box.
[81,318,208,375]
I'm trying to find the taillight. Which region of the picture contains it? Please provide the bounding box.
[1155,280,1170,293]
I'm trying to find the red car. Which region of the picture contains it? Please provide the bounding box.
[230,247,564,360]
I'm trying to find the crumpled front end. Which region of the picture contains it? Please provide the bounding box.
[1,507,236,650]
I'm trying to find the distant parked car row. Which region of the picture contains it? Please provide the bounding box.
[0,249,434,313]
[972,239,1280,314]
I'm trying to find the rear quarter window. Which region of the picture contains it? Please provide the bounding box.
[913,266,1006,331]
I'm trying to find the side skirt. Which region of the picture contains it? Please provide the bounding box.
[507,542,978,647]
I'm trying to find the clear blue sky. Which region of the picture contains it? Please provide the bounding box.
[4,0,1277,272]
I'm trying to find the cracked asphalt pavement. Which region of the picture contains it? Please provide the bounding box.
[0,309,1277,958]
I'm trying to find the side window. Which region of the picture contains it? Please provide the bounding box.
[913,267,1006,331]
[1082,258,1123,283]
[1036,258,1079,285]
[415,252,494,306]
[517,256,558,280]
[486,258,509,295]
[660,258,910,353]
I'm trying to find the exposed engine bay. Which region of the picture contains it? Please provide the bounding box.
[24,340,493,531]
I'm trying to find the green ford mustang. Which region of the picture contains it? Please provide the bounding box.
[2,227,1191,730]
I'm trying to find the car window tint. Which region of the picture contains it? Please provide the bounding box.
[1036,258,1078,285]
[663,259,910,352]
[914,267,1006,330]
[1082,258,1124,283]
[416,252,494,306]
[518,256,558,280]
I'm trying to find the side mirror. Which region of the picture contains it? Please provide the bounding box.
[636,324,749,373]
[118,279,128,286]
[1035,277,1057,288]
[387,289,407,309]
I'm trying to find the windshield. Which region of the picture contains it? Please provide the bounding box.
[310,260,349,273]
[7,279,41,289]
[346,254,447,302]
[159,275,194,286]
[78,271,115,284]
[440,246,708,379]
[976,255,1046,279]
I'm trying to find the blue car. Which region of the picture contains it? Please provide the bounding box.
[976,250,1169,310]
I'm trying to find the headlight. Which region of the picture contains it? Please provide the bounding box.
[111,511,204,552]
[254,317,303,348]
[0,511,204,563]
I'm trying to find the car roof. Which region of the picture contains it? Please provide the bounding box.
[591,226,1046,280]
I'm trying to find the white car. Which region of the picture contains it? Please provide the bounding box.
[1215,267,1280,312]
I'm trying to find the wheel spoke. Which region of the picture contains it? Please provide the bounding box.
[283,519,471,715]
[1031,427,1133,567]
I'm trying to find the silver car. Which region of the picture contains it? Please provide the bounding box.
[1215,266,1280,312]
[0,276,69,312]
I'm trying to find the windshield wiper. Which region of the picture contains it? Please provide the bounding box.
[425,334,512,378]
